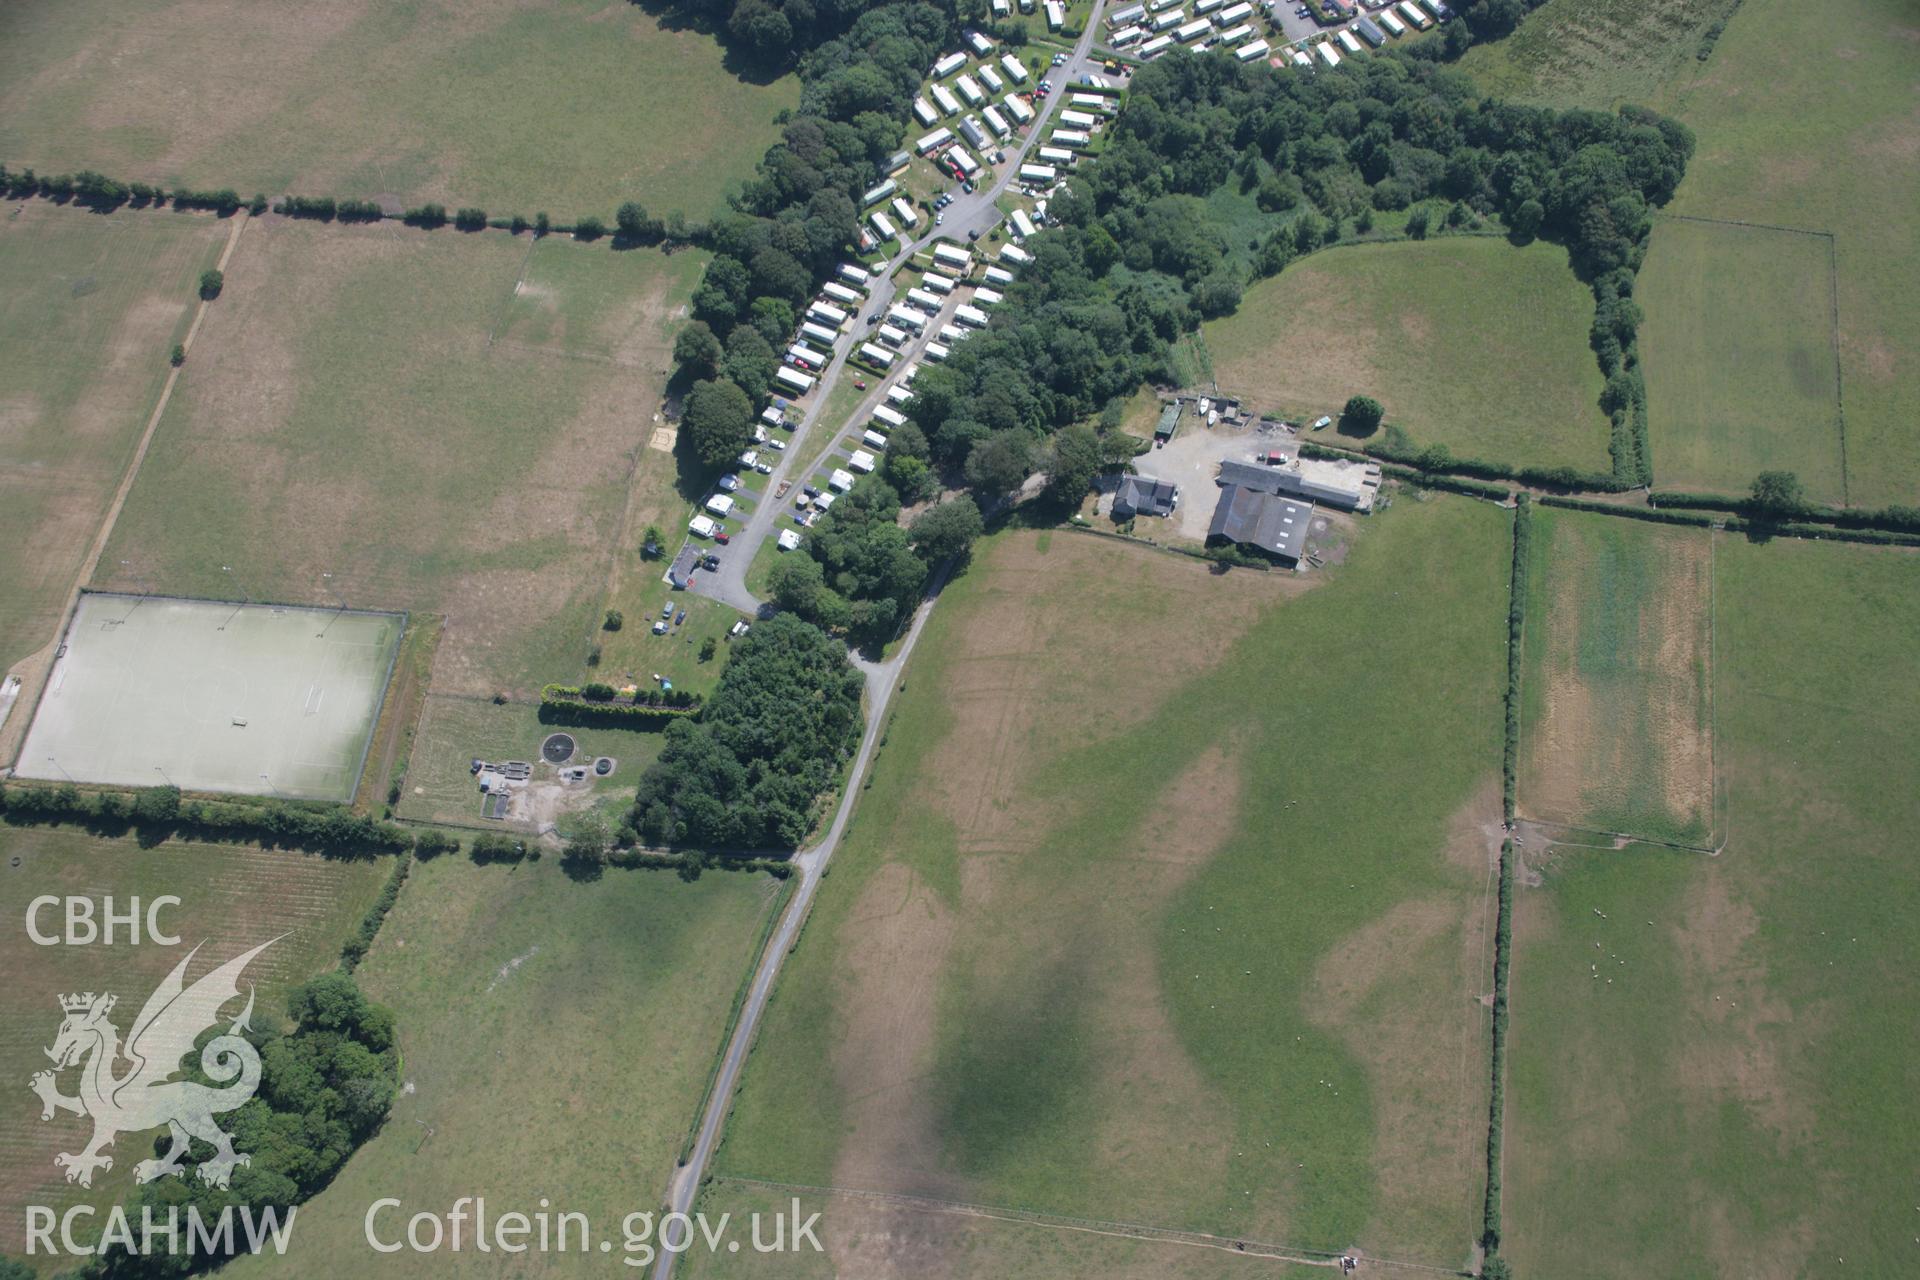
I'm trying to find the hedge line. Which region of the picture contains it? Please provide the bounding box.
[339,851,412,972]
[1651,489,1920,533]
[0,781,424,859]
[1539,494,1716,526]
[1544,495,1920,546]
[1305,433,1625,495]
[1502,495,1531,822]
[540,683,703,728]
[1482,836,1517,1260]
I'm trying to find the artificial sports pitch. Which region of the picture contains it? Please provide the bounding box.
[16,594,402,802]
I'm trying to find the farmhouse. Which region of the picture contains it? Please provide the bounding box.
[1207,486,1313,565]
[1113,475,1179,519]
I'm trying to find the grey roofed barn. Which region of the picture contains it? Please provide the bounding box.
[1207,486,1313,564]
[1217,459,1367,510]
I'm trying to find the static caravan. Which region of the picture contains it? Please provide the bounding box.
[959,116,989,149]
[1235,38,1270,60]
[829,468,855,492]
[1217,22,1253,42]
[932,82,962,116]
[912,97,939,127]
[1140,33,1176,55]
[863,430,890,449]
[1058,109,1099,128]
[933,52,968,78]
[872,404,908,429]
[964,29,993,56]
[837,262,871,286]
[979,64,1005,93]
[869,211,897,241]
[983,105,1011,138]
[999,242,1034,264]
[822,281,862,305]
[1003,93,1035,124]
[799,321,840,347]
[1045,0,1065,29]
[886,384,915,406]
[1052,127,1091,147]
[807,300,849,326]
[906,287,943,312]
[858,342,896,368]
[1151,9,1184,31]
[1010,208,1037,239]
[1000,52,1029,83]
[954,304,989,328]
[915,126,954,154]
[1379,9,1407,35]
[786,343,826,367]
[1289,47,1312,68]
[861,179,896,206]
[1037,145,1075,165]
[1194,0,1226,12]
[932,243,972,270]
[956,74,985,106]
[877,323,910,346]
[1398,0,1430,28]
[1148,0,1180,10]
[922,271,958,295]
[993,0,1010,15]
[848,450,877,474]
[1110,2,1148,23]
[1214,1,1253,24]
[1315,40,1341,67]
[1420,0,1448,19]
[1111,24,1147,46]
[974,286,1004,305]
[1337,29,1362,54]
[939,323,966,343]
[924,341,951,361]
[948,146,981,175]
[1175,18,1210,41]
[1068,92,1113,112]
[982,265,1015,285]
[1018,162,1058,184]
[1018,0,1033,10]
[887,304,928,332]
[1355,16,1386,45]
[900,362,921,384]
[774,366,814,394]
[891,196,920,227]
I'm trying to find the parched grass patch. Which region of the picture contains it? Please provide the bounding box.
[220,855,784,1280]
[1456,0,1742,108]
[1638,218,1843,502]
[1652,0,1920,505]
[1504,536,1920,1277]
[720,495,1509,1267]
[1204,237,1610,474]
[0,0,796,220]
[0,828,389,1254]
[0,202,226,673]
[1517,506,1714,845]
[97,219,706,696]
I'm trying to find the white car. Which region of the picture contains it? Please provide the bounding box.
[766,438,786,450]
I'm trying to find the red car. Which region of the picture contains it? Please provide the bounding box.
[715,531,731,545]
[854,379,867,389]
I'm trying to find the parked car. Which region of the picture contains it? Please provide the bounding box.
[715,531,731,544]
[754,461,773,474]
[1051,52,1066,66]
[652,620,668,635]
[766,438,786,450]
[717,473,741,492]
[674,609,687,625]
[935,212,945,225]
[703,554,720,570]
[661,602,674,618]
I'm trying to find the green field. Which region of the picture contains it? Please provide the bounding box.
[1205,237,1610,474]
[1517,507,1715,845]
[97,219,706,696]
[717,495,1510,1267]
[1647,0,1919,505]
[0,0,795,221]
[0,202,226,675]
[1504,535,1920,1276]
[223,854,785,1279]
[0,828,390,1259]
[1638,218,1843,501]
[1457,0,1744,109]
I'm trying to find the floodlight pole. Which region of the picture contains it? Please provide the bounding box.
[154,765,175,788]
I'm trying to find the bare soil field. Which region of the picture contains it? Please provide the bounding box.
[0,201,225,677]
[0,0,797,221]
[1518,507,1714,845]
[0,827,389,1255]
[95,218,705,696]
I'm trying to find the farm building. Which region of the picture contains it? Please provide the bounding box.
[966,29,995,55]
[1010,208,1037,239]
[1001,52,1029,82]
[1217,459,1376,512]
[861,179,896,206]
[1207,487,1312,564]
[858,341,896,368]
[933,51,968,77]
[774,366,814,394]
[956,74,985,106]
[1235,39,1269,60]
[1045,0,1065,28]
[932,83,962,115]
[1113,475,1179,519]
[983,105,1011,137]
[1003,93,1035,123]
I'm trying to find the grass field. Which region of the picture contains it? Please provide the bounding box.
[0,828,390,1259]
[0,201,226,676]
[1205,237,1610,474]
[0,0,796,221]
[1648,0,1920,505]
[96,219,706,697]
[716,495,1511,1268]
[1504,534,1920,1277]
[1457,0,1744,109]
[1517,507,1715,845]
[221,854,785,1279]
[1637,218,1844,501]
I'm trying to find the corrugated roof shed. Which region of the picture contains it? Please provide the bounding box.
[1217,459,1364,509]
[1208,487,1313,563]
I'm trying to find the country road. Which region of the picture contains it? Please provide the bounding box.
[652,10,1113,1277]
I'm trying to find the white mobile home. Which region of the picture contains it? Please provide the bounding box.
[1000,52,1029,83]
[1017,162,1057,184]
[1151,9,1184,30]
[1003,93,1035,124]
[939,322,966,343]
[1217,21,1253,41]
[1214,1,1253,25]
[1139,33,1176,55]
[1379,9,1407,35]
[1193,0,1225,12]
[912,97,939,127]
[887,304,928,332]
[973,286,1004,305]
[799,321,840,347]
[887,384,915,406]
[956,74,985,106]
[993,0,1010,14]
[932,82,962,116]
[907,287,943,312]
[948,145,981,175]
[822,281,862,305]
[1235,39,1270,60]
[983,105,1011,138]
[1175,18,1210,41]
[978,64,1005,92]
[924,341,951,361]
[837,262,871,286]
[959,115,989,148]
[891,196,920,227]
[999,242,1033,264]
[1355,16,1386,45]
[954,304,989,328]
[861,179,896,206]
[829,468,855,491]
[1037,145,1075,165]
[1045,0,1065,29]
[872,403,908,429]
[807,300,849,326]
[774,366,814,394]
[1148,0,1180,10]
[1009,208,1037,240]
[1068,92,1113,112]
[1315,41,1341,67]
[1111,24,1147,46]
[932,243,972,270]
[1059,109,1099,128]
[787,343,826,367]
[933,52,968,78]
[915,126,953,154]
[858,342,895,368]
[1398,0,1430,28]
[982,265,1015,285]
[1052,127,1091,147]
[1337,29,1362,54]
[966,29,995,56]
[868,211,897,241]
[922,271,958,294]
[1110,2,1148,23]
[876,323,910,346]
[1289,48,1312,67]
[863,429,890,449]
[849,450,877,474]
[1420,0,1447,18]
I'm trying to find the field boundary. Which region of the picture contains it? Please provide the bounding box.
[706,1177,1467,1274]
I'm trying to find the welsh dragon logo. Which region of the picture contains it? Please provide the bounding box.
[29,940,276,1189]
